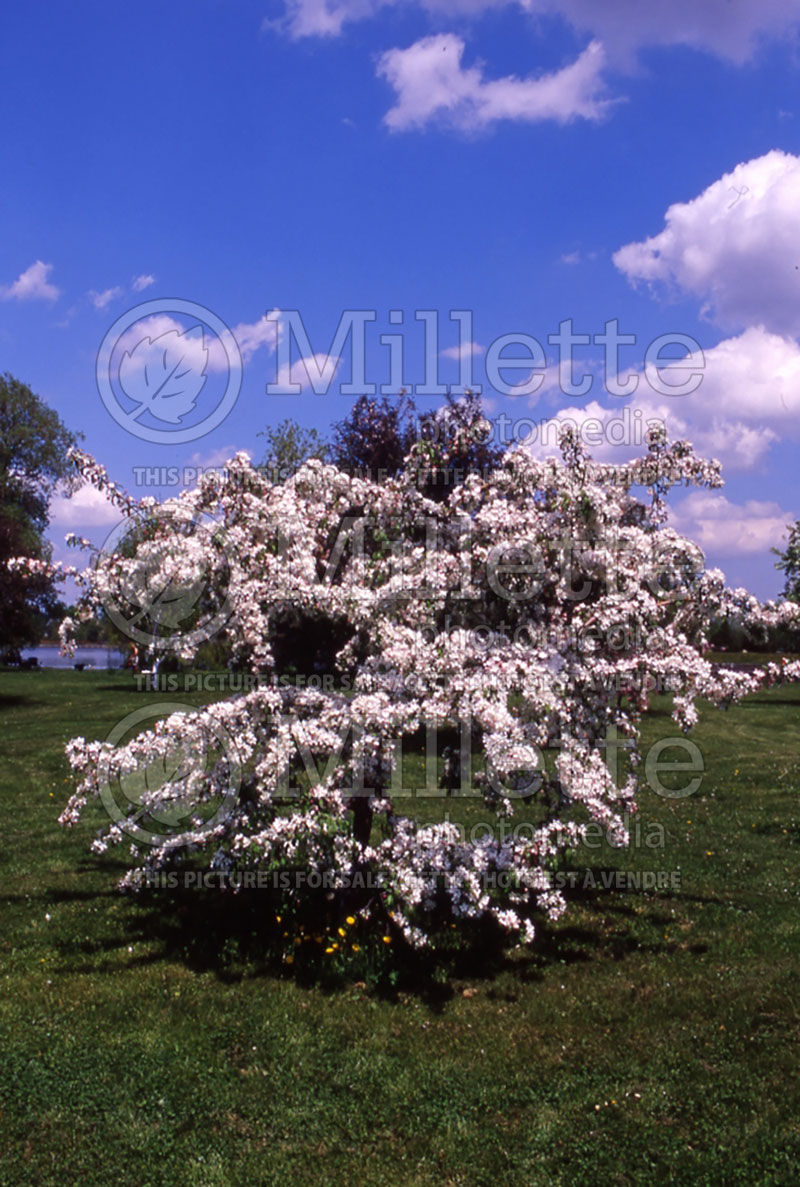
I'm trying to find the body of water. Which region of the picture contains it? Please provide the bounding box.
[20,645,126,670]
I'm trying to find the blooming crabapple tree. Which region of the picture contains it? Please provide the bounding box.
[58,428,800,952]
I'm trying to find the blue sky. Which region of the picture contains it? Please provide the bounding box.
[2,0,800,597]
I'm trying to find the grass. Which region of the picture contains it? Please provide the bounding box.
[0,666,799,1185]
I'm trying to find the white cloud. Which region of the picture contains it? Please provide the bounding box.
[49,485,121,529]
[267,0,386,38]
[274,352,342,392]
[614,150,800,335]
[112,315,222,375]
[440,340,485,361]
[271,0,800,62]
[523,399,667,463]
[527,0,800,65]
[519,325,800,472]
[378,35,612,131]
[108,309,283,376]
[558,248,598,265]
[669,491,795,557]
[268,0,513,38]
[656,325,800,426]
[231,313,283,363]
[132,274,156,292]
[1,260,60,302]
[186,445,242,471]
[89,286,124,310]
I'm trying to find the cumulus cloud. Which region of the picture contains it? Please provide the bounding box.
[656,325,800,426]
[648,326,800,470]
[669,491,795,557]
[519,325,800,472]
[89,286,124,310]
[132,274,156,292]
[273,352,342,392]
[186,444,242,471]
[526,0,800,65]
[270,0,523,39]
[230,313,283,363]
[49,484,121,529]
[267,0,388,38]
[1,260,60,302]
[614,150,800,335]
[378,35,612,131]
[523,399,668,463]
[440,340,485,361]
[272,0,800,61]
[109,310,283,376]
[111,315,223,376]
[268,2,800,139]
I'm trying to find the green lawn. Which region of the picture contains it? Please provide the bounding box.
[0,667,798,1186]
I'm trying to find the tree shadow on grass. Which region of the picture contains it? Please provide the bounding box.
[42,856,715,1008]
[44,860,718,1008]
[92,683,146,694]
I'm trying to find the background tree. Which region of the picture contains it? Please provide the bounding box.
[330,394,415,480]
[773,522,800,603]
[330,391,504,498]
[258,418,329,481]
[412,391,505,501]
[0,374,81,659]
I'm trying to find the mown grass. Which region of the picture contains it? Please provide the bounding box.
[0,666,798,1185]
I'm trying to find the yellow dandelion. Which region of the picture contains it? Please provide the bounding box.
[382,935,392,945]
[337,927,346,938]
[346,916,356,926]
[325,946,334,954]
[351,944,361,952]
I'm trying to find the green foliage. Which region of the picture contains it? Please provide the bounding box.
[0,373,81,652]
[258,418,329,480]
[773,520,800,603]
